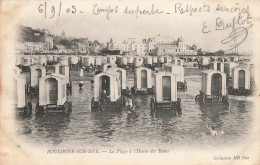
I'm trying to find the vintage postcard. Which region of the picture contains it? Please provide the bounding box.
[0,0,260,164]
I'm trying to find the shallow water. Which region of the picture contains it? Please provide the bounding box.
[16,71,254,150]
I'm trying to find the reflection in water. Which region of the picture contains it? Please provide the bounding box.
[91,111,122,141]
[15,75,254,149]
[17,113,70,145]
[199,104,227,134]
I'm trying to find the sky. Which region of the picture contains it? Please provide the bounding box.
[16,0,259,55]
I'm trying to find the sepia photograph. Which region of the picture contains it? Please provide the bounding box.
[1,0,260,164]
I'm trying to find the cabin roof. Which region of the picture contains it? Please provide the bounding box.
[30,64,45,69]
[96,70,120,77]
[163,63,181,68]
[54,63,66,67]
[14,74,26,79]
[224,62,237,64]
[43,73,66,80]
[108,67,126,72]
[136,66,151,71]
[14,66,22,71]
[201,69,224,74]
[232,64,250,70]
[154,71,177,76]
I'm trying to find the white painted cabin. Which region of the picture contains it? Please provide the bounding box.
[231,64,250,89]
[59,56,69,66]
[108,67,127,90]
[94,71,121,102]
[103,63,117,72]
[211,62,224,72]
[107,56,116,64]
[172,58,184,66]
[163,64,184,82]
[224,62,238,78]
[30,65,46,87]
[153,72,177,102]
[13,74,27,108]
[39,74,67,106]
[201,70,227,96]
[134,57,144,67]
[134,67,152,91]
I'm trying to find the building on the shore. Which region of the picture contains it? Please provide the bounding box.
[53,44,68,54]
[89,41,103,54]
[16,41,49,54]
[151,37,197,56]
[107,38,148,56]
[107,36,197,56]
[44,34,54,49]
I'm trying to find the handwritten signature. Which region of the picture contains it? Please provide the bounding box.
[202,9,253,52]
[221,24,253,52]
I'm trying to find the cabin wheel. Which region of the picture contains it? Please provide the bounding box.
[184,81,187,91]
[150,98,155,111]
[195,94,200,101]
[228,86,234,95]
[222,95,229,105]
[27,102,32,116]
[91,97,95,112]
[122,96,126,106]
[134,87,137,94]
[176,98,182,115]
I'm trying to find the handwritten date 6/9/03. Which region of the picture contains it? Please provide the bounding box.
[38,2,77,18]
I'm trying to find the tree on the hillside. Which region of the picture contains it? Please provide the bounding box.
[197,48,203,55]
[215,50,225,56]
[59,39,72,48]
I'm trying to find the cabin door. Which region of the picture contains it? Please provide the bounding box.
[164,57,167,63]
[36,69,42,85]
[47,66,55,75]
[162,76,171,101]
[141,70,147,89]
[217,63,221,71]
[177,60,181,65]
[101,75,110,96]
[238,70,245,89]
[59,66,65,75]
[47,78,58,104]
[211,73,222,95]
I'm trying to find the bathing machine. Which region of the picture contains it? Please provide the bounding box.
[107,67,127,94]
[13,66,32,115]
[144,56,153,68]
[172,58,184,67]
[30,65,46,90]
[195,70,229,105]
[163,63,186,91]
[127,56,134,68]
[134,57,144,68]
[37,73,72,115]
[224,62,238,84]
[107,56,116,65]
[211,62,224,72]
[150,71,182,115]
[91,71,123,111]
[228,64,251,95]
[59,56,69,66]
[132,67,153,94]
[152,56,158,67]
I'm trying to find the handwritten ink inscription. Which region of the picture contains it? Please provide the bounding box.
[37,1,254,51]
[202,3,253,52]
